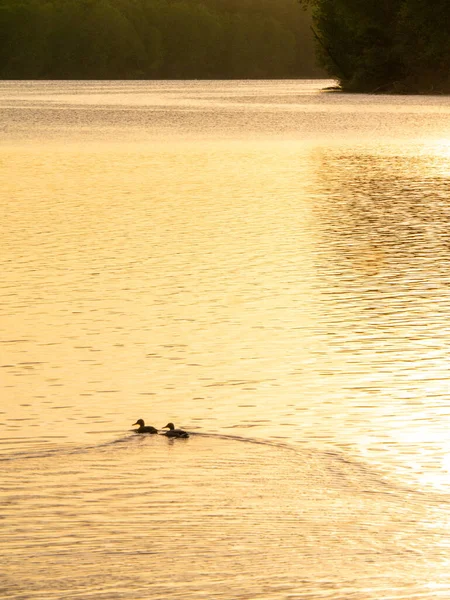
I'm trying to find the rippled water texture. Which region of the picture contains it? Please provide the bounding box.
[2,80,450,598]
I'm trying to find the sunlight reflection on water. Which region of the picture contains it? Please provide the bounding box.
[2,80,450,598]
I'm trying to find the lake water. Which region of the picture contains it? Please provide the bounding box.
[2,79,450,599]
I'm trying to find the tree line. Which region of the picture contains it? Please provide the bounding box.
[302,0,450,93]
[0,0,322,79]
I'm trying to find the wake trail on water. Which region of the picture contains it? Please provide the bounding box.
[1,429,448,507]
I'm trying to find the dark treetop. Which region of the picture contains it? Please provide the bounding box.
[300,0,450,93]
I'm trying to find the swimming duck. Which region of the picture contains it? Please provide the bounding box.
[162,422,189,438]
[133,419,158,434]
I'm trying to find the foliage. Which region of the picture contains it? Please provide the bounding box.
[301,0,450,93]
[398,0,450,92]
[0,0,321,79]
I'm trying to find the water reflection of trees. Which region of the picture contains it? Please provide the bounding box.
[306,149,450,389]
[311,150,450,281]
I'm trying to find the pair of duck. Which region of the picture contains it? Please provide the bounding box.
[133,419,189,438]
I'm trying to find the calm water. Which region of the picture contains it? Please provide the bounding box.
[2,80,450,598]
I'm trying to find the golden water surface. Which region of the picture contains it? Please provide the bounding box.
[2,80,450,599]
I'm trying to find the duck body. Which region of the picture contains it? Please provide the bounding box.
[162,422,189,438]
[133,419,158,434]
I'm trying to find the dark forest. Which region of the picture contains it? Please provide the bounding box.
[303,0,450,93]
[0,0,321,79]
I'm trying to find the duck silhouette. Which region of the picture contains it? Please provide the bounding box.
[162,422,189,438]
[133,419,158,434]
